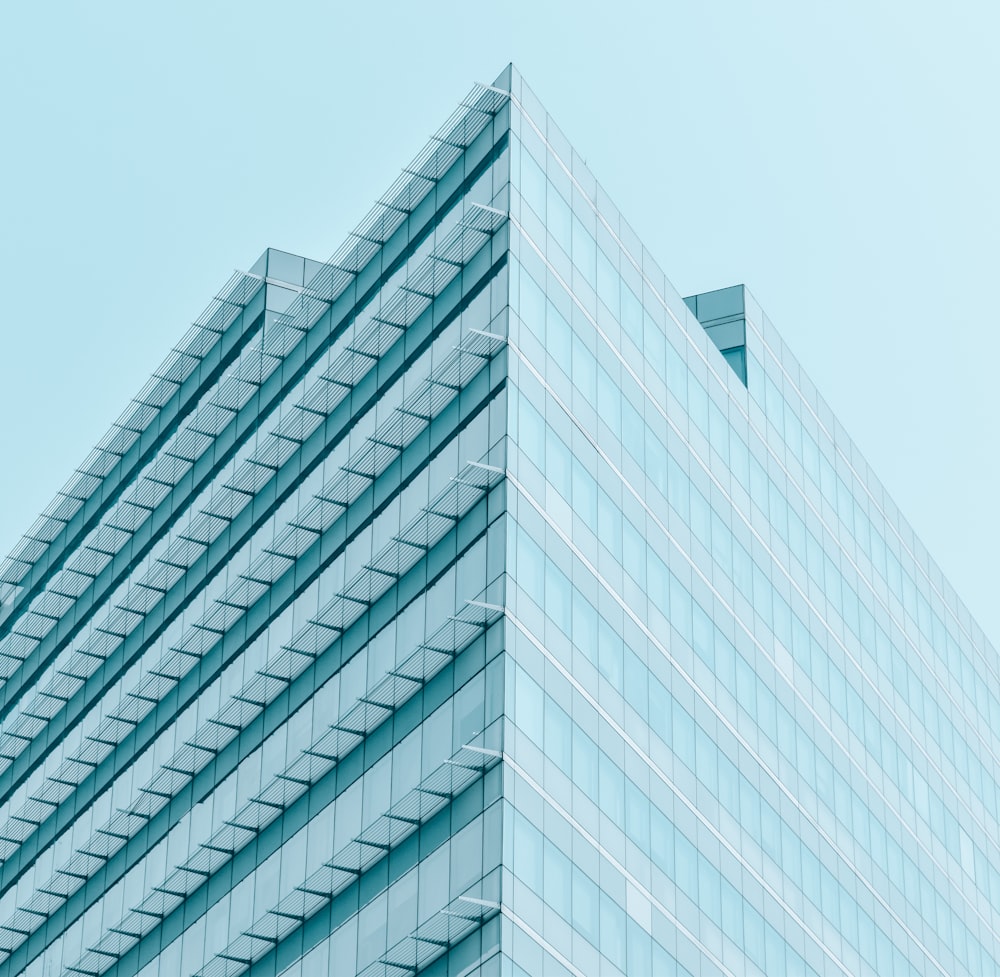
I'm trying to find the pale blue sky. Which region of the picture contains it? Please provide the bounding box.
[1,1,997,645]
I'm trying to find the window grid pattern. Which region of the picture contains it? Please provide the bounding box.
[502,63,1000,977]
[3,64,998,977]
[0,78,513,977]
[0,197,507,923]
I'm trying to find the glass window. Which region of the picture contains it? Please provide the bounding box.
[520,147,547,219]
[572,217,597,289]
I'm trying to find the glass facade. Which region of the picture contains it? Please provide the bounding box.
[0,65,997,976]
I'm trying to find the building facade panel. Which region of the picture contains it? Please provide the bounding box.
[0,65,997,977]
[502,65,1000,977]
[0,82,513,977]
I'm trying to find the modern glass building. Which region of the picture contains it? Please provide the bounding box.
[1,64,998,977]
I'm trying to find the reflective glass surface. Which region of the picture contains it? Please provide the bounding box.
[1,65,997,977]
[502,63,1000,977]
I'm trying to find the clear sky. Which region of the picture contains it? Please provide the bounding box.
[1,0,997,646]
